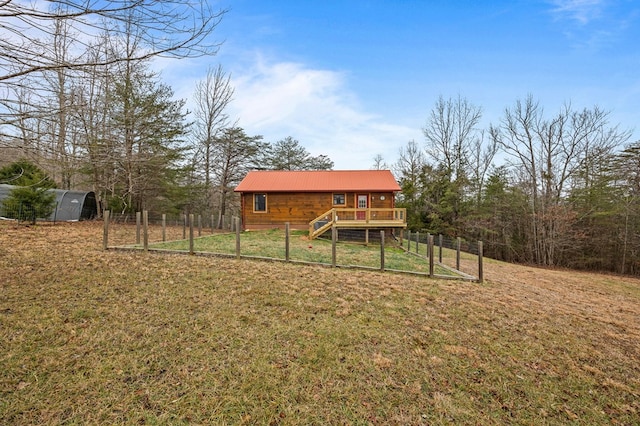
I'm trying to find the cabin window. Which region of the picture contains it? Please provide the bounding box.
[333,193,346,206]
[254,193,267,212]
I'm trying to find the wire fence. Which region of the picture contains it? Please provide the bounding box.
[102,211,236,247]
[0,201,56,224]
[102,210,483,282]
[402,230,483,280]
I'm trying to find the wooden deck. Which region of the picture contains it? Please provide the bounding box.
[309,208,407,239]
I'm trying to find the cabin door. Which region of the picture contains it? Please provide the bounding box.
[356,194,368,220]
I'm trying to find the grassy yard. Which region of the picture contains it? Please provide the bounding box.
[145,229,463,277]
[1,222,639,425]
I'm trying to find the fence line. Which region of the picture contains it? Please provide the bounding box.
[0,201,62,224]
[404,230,483,280]
[103,210,482,282]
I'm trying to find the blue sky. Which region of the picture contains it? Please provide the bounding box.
[163,0,640,170]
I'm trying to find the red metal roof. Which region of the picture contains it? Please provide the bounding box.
[235,170,401,192]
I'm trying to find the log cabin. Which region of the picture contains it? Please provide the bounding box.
[234,170,407,239]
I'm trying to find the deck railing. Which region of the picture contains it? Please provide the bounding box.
[309,208,406,239]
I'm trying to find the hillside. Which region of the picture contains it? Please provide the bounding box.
[1,221,638,424]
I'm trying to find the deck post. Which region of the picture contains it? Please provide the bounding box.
[365,229,369,246]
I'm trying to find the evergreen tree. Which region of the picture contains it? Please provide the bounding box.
[212,127,265,228]
[107,65,190,213]
[393,140,428,231]
[262,137,333,170]
[0,160,56,224]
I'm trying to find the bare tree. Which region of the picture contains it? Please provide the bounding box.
[372,154,388,170]
[423,95,482,181]
[45,13,78,189]
[467,129,498,205]
[0,1,226,83]
[191,65,234,210]
[0,0,226,201]
[394,141,425,190]
[490,95,630,265]
[70,34,120,213]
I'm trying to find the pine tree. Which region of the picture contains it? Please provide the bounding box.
[107,65,189,213]
[0,160,56,224]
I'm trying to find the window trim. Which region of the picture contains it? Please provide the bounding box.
[332,193,346,206]
[253,193,267,213]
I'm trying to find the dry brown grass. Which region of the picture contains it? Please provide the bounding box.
[1,221,639,424]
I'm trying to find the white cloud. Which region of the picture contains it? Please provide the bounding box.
[549,0,605,24]
[228,56,418,169]
[546,0,636,51]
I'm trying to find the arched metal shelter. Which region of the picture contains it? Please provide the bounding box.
[0,184,97,221]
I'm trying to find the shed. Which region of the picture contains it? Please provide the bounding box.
[234,170,406,238]
[0,184,97,222]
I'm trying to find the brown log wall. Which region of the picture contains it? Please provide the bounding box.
[240,191,395,229]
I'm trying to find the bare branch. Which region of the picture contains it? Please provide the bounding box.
[0,1,227,82]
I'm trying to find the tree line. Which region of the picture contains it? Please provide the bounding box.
[0,1,332,229]
[392,95,639,275]
[1,2,638,275]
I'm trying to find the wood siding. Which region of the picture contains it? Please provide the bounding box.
[240,191,396,229]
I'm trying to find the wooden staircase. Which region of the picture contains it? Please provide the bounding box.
[308,208,407,240]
